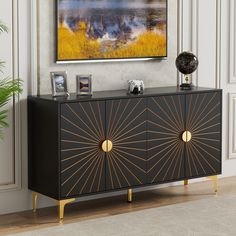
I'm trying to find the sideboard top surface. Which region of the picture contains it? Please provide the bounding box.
[29,86,222,103]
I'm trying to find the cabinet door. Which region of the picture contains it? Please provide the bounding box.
[60,101,106,198]
[105,98,147,190]
[147,95,185,184]
[185,92,222,178]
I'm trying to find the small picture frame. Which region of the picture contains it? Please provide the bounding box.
[76,75,92,96]
[51,71,69,97]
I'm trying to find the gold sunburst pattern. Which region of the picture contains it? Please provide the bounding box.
[60,101,106,198]
[147,95,185,184]
[185,92,222,177]
[59,92,221,197]
[105,98,147,190]
[147,92,221,183]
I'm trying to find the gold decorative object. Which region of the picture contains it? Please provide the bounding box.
[182,131,192,143]
[206,176,218,194]
[184,180,189,186]
[58,198,75,223]
[102,140,113,153]
[32,191,75,222]
[127,188,132,203]
[183,176,218,194]
[32,192,38,213]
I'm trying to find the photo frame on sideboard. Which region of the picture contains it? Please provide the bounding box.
[76,75,92,96]
[51,71,69,97]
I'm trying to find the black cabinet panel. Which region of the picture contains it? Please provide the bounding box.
[147,95,185,184]
[60,101,106,198]
[105,98,147,190]
[28,99,60,199]
[185,92,222,178]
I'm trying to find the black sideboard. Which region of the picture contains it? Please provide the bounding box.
[28,86,222,221]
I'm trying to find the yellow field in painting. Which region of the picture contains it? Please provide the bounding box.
[58,23,166,60]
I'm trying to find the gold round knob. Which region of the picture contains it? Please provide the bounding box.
[102,140,113,152]
[182,131,192,142]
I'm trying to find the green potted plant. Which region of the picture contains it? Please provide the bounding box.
[0,20,22,139]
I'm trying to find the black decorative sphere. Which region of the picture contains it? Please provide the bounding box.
[176,52,199,75]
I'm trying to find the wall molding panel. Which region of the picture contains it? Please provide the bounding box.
[0,0,22,192]
[216,0,222,89]
[179,0,221,88]
[229,93,236,159]
[30,0,39,95]
[177,0,183,85]
[229,0,236,83]
[190,0,199,86]
[191,0,221,89]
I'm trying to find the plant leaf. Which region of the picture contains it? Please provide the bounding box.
[0,110,9,127]
[0,20,21,140]
[0,20,8,34]
[0,61,5,74]
[0,77,22,139]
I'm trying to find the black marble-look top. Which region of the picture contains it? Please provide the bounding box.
[29,86,222,103]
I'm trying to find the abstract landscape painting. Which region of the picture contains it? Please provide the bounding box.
[57,0,167,62]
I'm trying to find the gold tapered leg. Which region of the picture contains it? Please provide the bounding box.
[32,192,37,213]
[206,176,218,193]
[184,180,189,186]
[127,189,132,203]
[58,198,75,223]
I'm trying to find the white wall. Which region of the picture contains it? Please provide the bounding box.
[38,0,178,94]
[0,0,236,215]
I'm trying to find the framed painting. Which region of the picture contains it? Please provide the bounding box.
[56,0,167,63]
